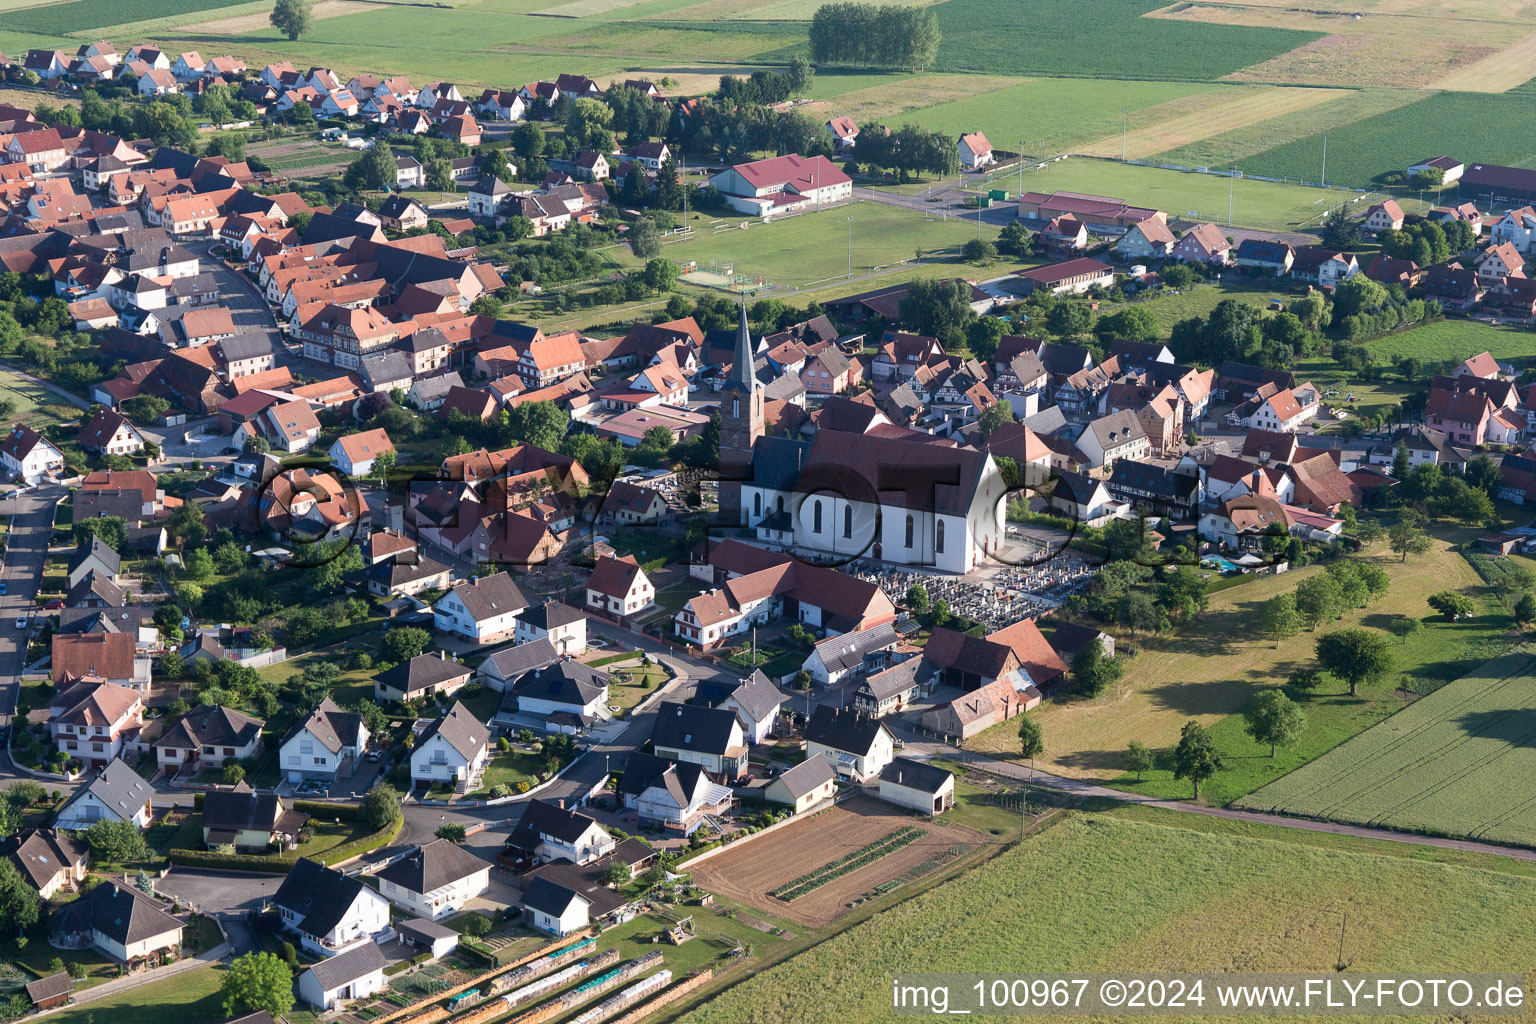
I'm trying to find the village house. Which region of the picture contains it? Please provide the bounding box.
[1014,257,1114,296]
[278,698,369,784]
[651,701,748,780]
[376,838,491,919]
[1,829,89,899]
[508,799,615,865]
[805,706,895,782]
[1364,199,1405,233]
[434,571,529,644]
[1170,222,1232,264]
[410,701,489,790]
[585,554,655,622]
[513,601,587,655]
[374,654,473,704]
[297,943,388,1010]
[273,857,391,956]
[957,131,994,169]
[54,758,153,830]
[49,880,183,965]
[619,754,734,835]
[510,661,610,732]
[718,672,785,744]
[877,757,955,815]
[708,153,852,218]
[152,704,263,776]
[762,755,838,813]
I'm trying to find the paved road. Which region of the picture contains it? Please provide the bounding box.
[0,486,61,717]
[188,242,282,346]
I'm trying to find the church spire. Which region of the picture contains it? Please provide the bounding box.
[727,300,758,392]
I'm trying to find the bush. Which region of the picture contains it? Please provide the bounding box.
[460,912,493,938]
[278,941,295,964]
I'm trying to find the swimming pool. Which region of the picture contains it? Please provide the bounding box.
[1201,555,1241,573]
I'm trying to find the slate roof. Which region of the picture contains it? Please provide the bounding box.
[519,875,587,917]
[272,857,373,938]
[513,661,608,708]
[375,838,489,894]
[68,537,120,577]
[415,701,488,761]
[25,973,72,1004]
[375,654,471,696]
[518,601,584,631]
[446,571,528,622]
[50,880,182,947]
[483,637,559,682]
[155,705,263,751]
[651,701,741,756]
[64,758,151,821]
[203,787,305,836]
[303,940,387,991]
[282,697,363,753]
[771,753,836,799]
[0,829,88,890]
[724,671,784,722]
[879,756,952,794]
[804,705,889,757]
[510,798,601,849]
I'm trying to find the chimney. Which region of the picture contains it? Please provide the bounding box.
[556,798,564,809]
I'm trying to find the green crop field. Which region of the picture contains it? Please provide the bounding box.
[888,78,1226,158]
[1239,653,1536,848]
[931,0,1321,81]
[2,0,253,34]
[674,812,1536,1024]
[1238,91,1536,191]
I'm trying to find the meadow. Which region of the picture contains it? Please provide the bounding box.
[970,531,1514,806]
[994,157,1393,232]
[1239,652,1536,848]
[1238,90,1536,190]
[613,200,999,291]
[1365,317,1536,368]
[0,369,82,430]
[672,812,1536,1024]
[930,0,1321,81]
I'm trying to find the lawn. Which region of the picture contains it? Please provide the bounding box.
[1238,90,1536,191]
[469,750,543,796]
[1095,278,1296,337]
[602,656,669,711]
[1238,651,1536,847]
[600,905,787,979]
[969,530,1516,806]
[257,650,378,708]
[611,201,1000,294]
[1366,317,1536,368]
[45,965,225,1024]
[673,812,1536,1024]
[930,0,1321,81]
[2,0,253,34]
[0,935,117,992]
[0,369,81,431]
[1005,157,1407,233]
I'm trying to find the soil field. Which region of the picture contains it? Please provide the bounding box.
[689,797,984,927]
[179,0,385,34]
[1431,30,1536,91]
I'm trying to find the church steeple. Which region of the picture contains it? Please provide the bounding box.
[725,300,758,393]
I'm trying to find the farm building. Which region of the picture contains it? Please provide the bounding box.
[877,758,955,815]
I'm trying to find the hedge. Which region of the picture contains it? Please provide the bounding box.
[167,815,402,872]
[195,793,368,824]
[457,939,496,966]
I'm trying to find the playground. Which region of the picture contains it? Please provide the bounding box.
[677,256,767,293]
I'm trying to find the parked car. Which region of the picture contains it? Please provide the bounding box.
[13,615,26,630]
[366,750,382,763]
[0,582,7,594]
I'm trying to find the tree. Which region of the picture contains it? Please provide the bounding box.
[604,861,630,885]
[1093,305,1158,344]
[1259,593,1303,645]
[82,819,148,863]
[1287,667,1323,694]
[1517,592,1536,625]
[897,277,974,348]
[1294,575,1343,630]
[381,626,431,664]
[1315,628,1395,696]
[0,861,39,933]
[787,55,814,95]
[122,395,170,422]
[434,823,468,843]
[1467,453,1501,495]
[1016,713,1043,780]
[460,912,493,938]
[505,400,569,450]
[965,316,1005,363]
[361,784,402,830]
[221,762,245,785]
[1320,205,1360,250]
[642,257,678,293]
[1045,302,1091,340]
[75,516,127,553]
[1243,690,1306,757]
[1071,639,1121,698]
[1390,513,1433,561]
[1124,740,1154,781]
[352,699,388,738]
[1172,720,1222,800]
[512,122,545,159]
[629,218,661,258]
[905,582,929,616]
[221,952,296,1018]
[204,133,245,162]
[976,400,1013,438]
[997,220,1031,257]
[344,143,398,191]
[1387,615,1423,644]
[961,237,996,264]
[1426,590,1476,621]
[427,158,454,192]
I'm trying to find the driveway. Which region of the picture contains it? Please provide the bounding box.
[156,868,284,955]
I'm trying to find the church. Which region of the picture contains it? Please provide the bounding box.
[717,306,1008,574]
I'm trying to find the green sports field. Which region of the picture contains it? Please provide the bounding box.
[676,811,1536,1024]
[1238,653,1536,848]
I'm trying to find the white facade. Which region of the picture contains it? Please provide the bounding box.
[2,433,64,484]
[279,720,370,783]
[378,865,491,920]
[409,730,489,784]
[433,588,520,644]
[281,887,390,957]
[808,729,894,782]
[528,896,588,937]
[55,788,151,830]
[878,774,955,815]
[298,963,387,1010]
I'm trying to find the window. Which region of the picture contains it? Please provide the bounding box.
[905,514,914,548]
[732,398,740,418]
[936,520,945,553]
[813,499,823,533]
[753,492,761,517]
[843,505,852,538]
